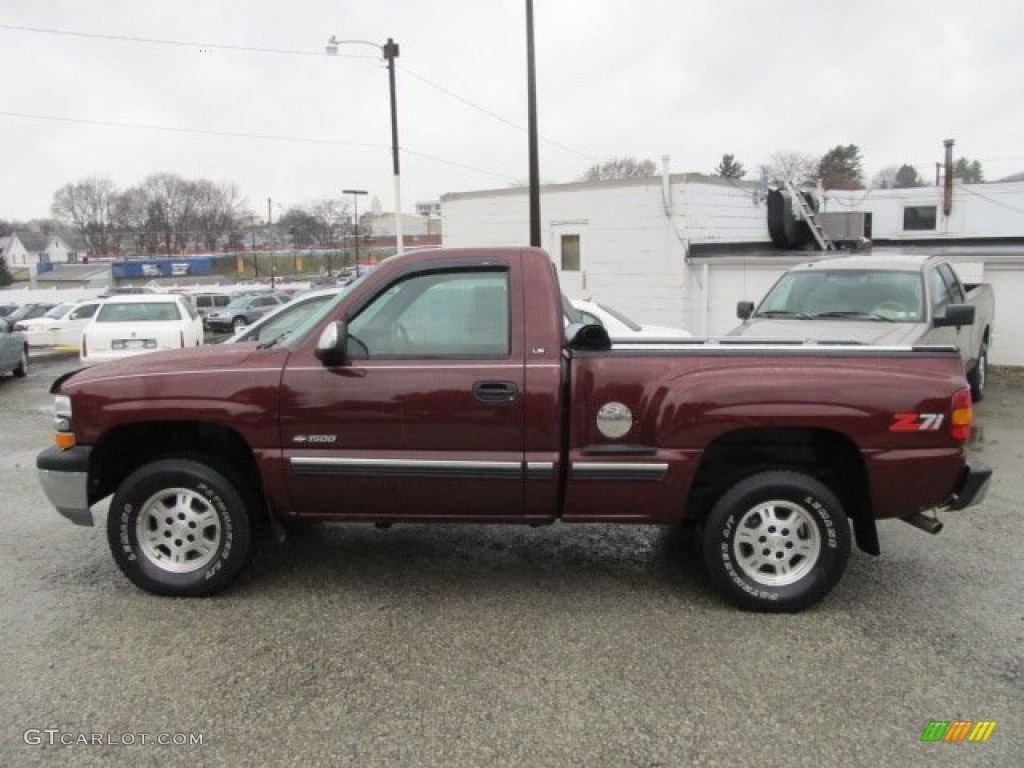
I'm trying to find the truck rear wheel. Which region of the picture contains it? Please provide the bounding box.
[107,457,253,596]
[701,470,850,612]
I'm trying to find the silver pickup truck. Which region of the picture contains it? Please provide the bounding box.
[731,252,995,400]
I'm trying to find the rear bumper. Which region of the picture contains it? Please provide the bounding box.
[36,445,94,526]
[949,458,992,511]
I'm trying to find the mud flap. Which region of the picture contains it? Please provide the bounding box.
[852,513,880,556]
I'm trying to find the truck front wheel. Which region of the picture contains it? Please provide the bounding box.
[107,457,253,596]
[701,470,850,612]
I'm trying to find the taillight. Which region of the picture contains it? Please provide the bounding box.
[950,387,973,441]
[81,335,87,359]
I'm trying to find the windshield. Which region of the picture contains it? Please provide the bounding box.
[756,269,924,321]
[238,294,336,344]
[43,303,74,319]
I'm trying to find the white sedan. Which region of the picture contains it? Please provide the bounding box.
[81,294,204,363]
[15,299,103,348]
[569,298,691,340]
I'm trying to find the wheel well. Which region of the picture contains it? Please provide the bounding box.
[688,427,870,525]
[88,421,263,508]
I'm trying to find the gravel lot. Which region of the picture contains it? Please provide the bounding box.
[1,352,1020,767]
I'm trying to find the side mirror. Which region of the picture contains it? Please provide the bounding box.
[736,301,755,320]
[565,322,611,351]
[315,320,349,366]
[934,303,975,328]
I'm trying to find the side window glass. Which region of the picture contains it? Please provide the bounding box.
[938,264,965,304]
[928,268,952,316]
[349,271,510,358]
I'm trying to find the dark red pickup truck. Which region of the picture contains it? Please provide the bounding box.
[36,247,991,611]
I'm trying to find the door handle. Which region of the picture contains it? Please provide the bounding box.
[472,380,520,404]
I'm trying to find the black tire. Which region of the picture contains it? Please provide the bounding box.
[13,346,28,378]
[701,470,850,612]
[968,342,987,402]
[107,457,253,596]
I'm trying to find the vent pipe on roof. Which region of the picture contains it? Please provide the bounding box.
[943,139,955,217]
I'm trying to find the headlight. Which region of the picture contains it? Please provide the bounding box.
[54,395,75,449]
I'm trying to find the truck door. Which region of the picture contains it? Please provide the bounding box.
[278,264,526,520]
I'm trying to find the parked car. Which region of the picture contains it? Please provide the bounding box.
[80,294,203,364]
[226,287,349,345]
[15,299,103,347]
[0,317,28,377]
[186,291,233,319]
[567,298,691,340]
[204,293,291,333]
[6,303,58,325]
[730,253,995,399]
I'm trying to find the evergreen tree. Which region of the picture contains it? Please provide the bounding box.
[715,154,746,179]
[817,145,864,190]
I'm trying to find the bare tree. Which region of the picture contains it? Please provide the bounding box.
[579,157,657,182]
[759,151,820,186]
[278,199,349,247]
[50,176,119,256]
[193,181,249,250]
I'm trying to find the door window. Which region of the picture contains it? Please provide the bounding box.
[349,270,510,358]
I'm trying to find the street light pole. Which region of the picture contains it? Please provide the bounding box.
[327,35,404,255]
[343,189,368,274]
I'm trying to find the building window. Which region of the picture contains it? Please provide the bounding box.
[560,234,581,271]
[903,206,937,231]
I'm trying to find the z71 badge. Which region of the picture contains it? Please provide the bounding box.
[890,413,945,431]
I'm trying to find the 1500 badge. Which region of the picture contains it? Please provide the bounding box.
[890,413,945,431]
[292,435,338,444]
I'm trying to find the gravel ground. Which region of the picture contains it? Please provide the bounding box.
[0,353,1020,767]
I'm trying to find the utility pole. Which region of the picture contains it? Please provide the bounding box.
[526,0,541,247]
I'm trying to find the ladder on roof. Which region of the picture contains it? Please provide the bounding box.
[784,180,834,251]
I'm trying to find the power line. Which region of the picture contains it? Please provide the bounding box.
[0,110,519,184]
[0,22,600,164]
[0,23,363,57]
[397,65,600,163]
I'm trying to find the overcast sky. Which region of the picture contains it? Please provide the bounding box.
[2,0,1023,223]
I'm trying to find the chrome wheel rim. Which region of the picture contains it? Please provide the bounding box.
[732,500,821,587]
[136,487,222,573]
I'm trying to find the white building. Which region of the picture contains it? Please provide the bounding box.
[826,180,1024,243]
[0,231,79,273]
[442,173,1024,366]
[443,173,766,332]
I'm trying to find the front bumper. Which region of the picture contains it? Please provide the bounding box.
[37,445,94,526]
[949,457,993,511]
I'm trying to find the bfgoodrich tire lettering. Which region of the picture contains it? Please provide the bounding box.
[107,457,253,596]
[701,470,851,612]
